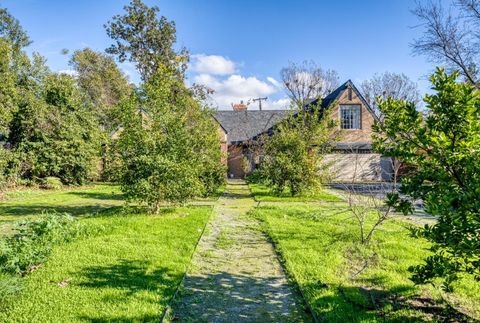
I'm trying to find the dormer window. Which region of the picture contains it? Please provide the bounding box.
[340,105,361,129]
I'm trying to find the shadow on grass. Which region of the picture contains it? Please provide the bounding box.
[0,204,122,218]
[66,191,124,201]
[79,259,179,295]
[305,282,472,322]
[77,260,182,322]
[170,272,312,322]
[222,191,252,199]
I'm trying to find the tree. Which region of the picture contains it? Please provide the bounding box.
[412,0,480,86]
[260,103,336,196]
[69,48,132,179]
[117,65,224,213]
[372,68,480,291]
[10,73,100,184]
[361,72,421,119]
[69,48,132,134]
[105,0,186,81]
[337,158,403,245]
[0,38,17,136]
[280,60,339,107]
[0,7,31,53]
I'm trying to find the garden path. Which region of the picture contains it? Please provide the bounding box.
[167,180,310,322]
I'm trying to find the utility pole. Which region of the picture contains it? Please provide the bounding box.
[252,97,267,110]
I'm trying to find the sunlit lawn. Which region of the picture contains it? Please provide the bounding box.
[249,183,343,202]
[0,183,123,235]
[250,195,480,321]
[0,184,212,321]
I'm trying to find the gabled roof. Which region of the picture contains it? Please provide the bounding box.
[214,80,378,144]
[214,110,290,143]
[308,80,379,121]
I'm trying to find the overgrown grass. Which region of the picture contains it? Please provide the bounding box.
[0,206,211,321]
[249,183,342,202]
[250,203,480,321]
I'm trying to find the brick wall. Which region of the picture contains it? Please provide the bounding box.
[227,144,245,178]
[330,87,376,143]
[219,126,228,165]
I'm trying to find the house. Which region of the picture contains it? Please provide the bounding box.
[214,80,393,181]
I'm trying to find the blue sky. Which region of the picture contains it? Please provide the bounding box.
[2,0,435,109]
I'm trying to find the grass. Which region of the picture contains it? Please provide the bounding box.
[248,183,343,202]
[0,183,123,235]
[250,201,480,321]
[0,184,213,321]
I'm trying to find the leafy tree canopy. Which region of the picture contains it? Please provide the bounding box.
[117,64,224,212]
[0,7,31,52]
[373,68,480,291]
[70,48,132,134]
[10,73,100,184]
[104,0,186,81]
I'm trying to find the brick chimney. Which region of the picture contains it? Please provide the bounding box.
[232,100,248,111]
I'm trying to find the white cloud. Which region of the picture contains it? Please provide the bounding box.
[191,54,236,75]
[267,76,282,88]
[194,73,279,109]
[263,98,291,110]
[57,69,78,77]
[189,53,289,110]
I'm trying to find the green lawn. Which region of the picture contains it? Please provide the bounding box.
[250,202,480,321]
[0,185,212,321]
[0,183,123,235]
[249,183,343,202]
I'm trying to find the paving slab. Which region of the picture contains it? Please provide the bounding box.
[168,180,311,322]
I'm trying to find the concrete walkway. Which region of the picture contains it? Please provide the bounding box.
[168,180,310,322]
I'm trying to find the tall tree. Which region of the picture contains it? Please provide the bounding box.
[280,61,339,107]
[361,72,421,119]
[0,7,31,52]
[69,48,132,134]
[373,69,480,291]
[105,0,186,81]
[0,38,17,136]
[412,0,480,86]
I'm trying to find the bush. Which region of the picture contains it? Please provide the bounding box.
[260,105,336,196]
[40,177,63,190]
[245,169,265,184]
[0,213,82,275]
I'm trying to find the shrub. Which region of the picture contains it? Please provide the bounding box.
[373,69,480,290]
[40,177,63,190]
[245,169,265,184]
[0,213,82,275]
[260,104,337,196]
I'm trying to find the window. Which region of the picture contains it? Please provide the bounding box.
[340,105,361,129]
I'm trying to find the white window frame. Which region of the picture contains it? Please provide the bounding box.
[339,104,361,130]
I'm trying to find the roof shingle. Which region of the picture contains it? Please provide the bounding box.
[214,110,290,143]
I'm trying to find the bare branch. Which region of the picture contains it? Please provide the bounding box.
[412,0,480,86]
[361,72,422,120]
[280,60,339,107]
